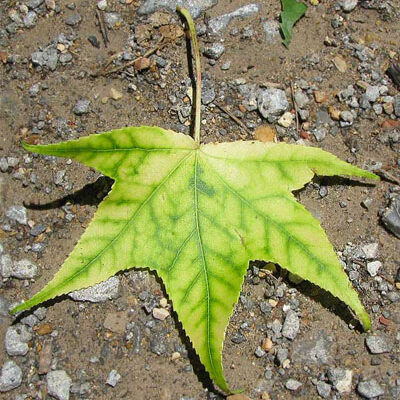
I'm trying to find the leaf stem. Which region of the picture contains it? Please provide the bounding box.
[177,7,202,145]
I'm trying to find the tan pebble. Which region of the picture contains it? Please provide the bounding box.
[309,0,319,5]
[110,88,123,100]
[261,393,271,400]
[314,90,328,103]
[153,307,170,321]
[160,297,168,308]
[45,0,56,10]
[268,299,278,307]
[171,352,181,361]
[328,106,341,121]
[35,323,53,336]
[332,55,347,73]
[395,282,400,290]
[227,395,253,400]
[57,43,66,52]
[254,125,276,143]
[101,97,109,104]
[278,111,294,128]
[261,337,273,352]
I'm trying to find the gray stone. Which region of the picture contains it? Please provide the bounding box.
[12,259,38,279]
[0,157,8,172]
[73,99,90,115]
[257,88,289,122]
[254,346,266,358]
[150,334,167,355]
[97,0,107,10]
[0,296,10,317]
[0,254,13,279]
[104,12,123,27]
[282,311,300,340]
[357,380,384,399]
[70,277,120,302]
[365,86,380,103]
[294,90,309,108]
[65,13,81,26]
[387,291,400,303]
[29,83,40,97]
[0,361,22,392]
[316,381,331,398]
[5,324,32,356]
[138,0,217,19]
[339,0,358,12]
[221,61,231,70]
[208,3,260,34]
[201,75,216,105]
[285,379,302,391]
[275,347,289,365]
[366,335,391,354]
[263,20,280,43]
[394,95,400,117]
[238,83,258,111]
[340,110,354,125]
[59,53,73,64]
[28,0,45,8]
[203,43,225,60]
[30,224,46,236]
[23,11,38,28]
[381,194,400,238]
[31,47,58,71]
[6,206,27,225]
[359,94,371,109]
[47,370,72,400]
[106,369,121,387]
[361,242,378,259]
[313,127,327,142]
[20,314,39,328]
[328,368,353,393]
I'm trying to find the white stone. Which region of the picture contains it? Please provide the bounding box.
[69,277,120,302]
[152,308,170,321]
[367,261,382,277]
[362,243,379,259]
[5,324,32,356]
[97,0,107,10]
[12,259,38,279]
[0,361,22,392]
[278,112,294,128]
[106,369,121,387]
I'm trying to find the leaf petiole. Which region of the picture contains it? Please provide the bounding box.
[177,7,202,145]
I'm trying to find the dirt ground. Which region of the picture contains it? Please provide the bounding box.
[0,0,400,399]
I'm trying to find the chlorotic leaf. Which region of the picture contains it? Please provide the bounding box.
[14,127,378,393]
[280,0,308,48]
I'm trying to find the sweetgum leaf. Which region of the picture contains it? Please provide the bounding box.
[280,0,308,47]
[14,127,378,393]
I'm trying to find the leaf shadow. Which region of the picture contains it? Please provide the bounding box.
[271,264,364,332]
[148,270,218,395]
[23,176,114,210]
[316,175,377,188]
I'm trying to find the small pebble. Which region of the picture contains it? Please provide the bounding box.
[47,370,72,400]
[357,379,384,399]
[0,361,22,392]
[106,369,121,387]
[365,335,391,354]
[285,379,302,391]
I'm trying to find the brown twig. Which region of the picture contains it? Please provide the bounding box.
[375,169,400,186]
[214,103,252,136]
[96,10,109,48]
[290,82,300,136]
[102,38,166,76]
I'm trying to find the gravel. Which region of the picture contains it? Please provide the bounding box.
[316,381,332,398]
[31,47,58,71]
[138,0,218,19]
[365,335,391,354]
[5,324,33,356]
[339,0,358,12]
[203,43,225,60]
[47,370,72,400]
[357,380,385,398]
[72,99,91,115]
[69,276,120,302]
[381,194,400,238]
[257,88,289,122]
[0,254,13,278]
[285,379,302,391]
[282,311,300,340]
[208,3,260,35]
[327,368,353,393]
[366,261,382,277]
[23,11,38,28]
[6,205,27,225]
[106,369,121,387]
[0,360,22,392]
[263,20,281,43]
[11,259,38,279]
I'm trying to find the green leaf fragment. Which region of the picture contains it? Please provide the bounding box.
[15,127,378,393]
[280,0,308,47]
